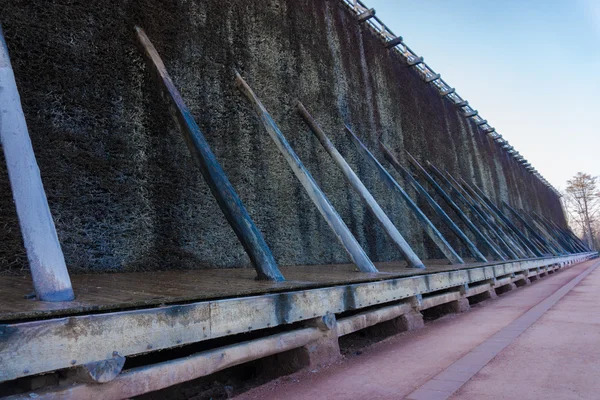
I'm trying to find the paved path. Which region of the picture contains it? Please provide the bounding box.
[235,259,600,400]
[450,259,600,400]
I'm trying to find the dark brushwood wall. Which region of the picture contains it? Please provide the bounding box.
[0,0,566,273]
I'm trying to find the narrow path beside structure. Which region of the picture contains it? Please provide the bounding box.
[449,259,600,400]
[234,259,599,400]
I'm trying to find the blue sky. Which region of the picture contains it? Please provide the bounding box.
[365,0,600,191]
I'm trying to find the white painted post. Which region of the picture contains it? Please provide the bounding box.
[0,26,74,301]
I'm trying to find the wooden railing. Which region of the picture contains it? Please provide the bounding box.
[340,0,559,196]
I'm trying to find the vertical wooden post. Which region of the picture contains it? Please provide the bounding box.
[0,26,74,301]
[297,103,424,268]
[379,143,487,263]
[235,74,378,273]
[344,126,464,265]
[135,27,284,281]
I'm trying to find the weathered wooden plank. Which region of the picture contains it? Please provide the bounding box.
[420,291,462,310]
[380,143,487,262]
[0,253,593,382]
[10,253,593,399]
[336,302,413,336]
[0,302,211,382]
[0,26,74,301]
[405,152,506,261]
[6,327,324,400]
[235,73,377,273]
[344,126,464,265]
[298,103,424,268]
[0,262,489,321]
[465,282,493,297]
[425,270,470,292]
[135,27,283,281]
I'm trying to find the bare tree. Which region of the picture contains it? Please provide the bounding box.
[564,172,599,249]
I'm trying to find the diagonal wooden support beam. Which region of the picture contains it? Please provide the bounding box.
[344,127,464,265]
[448,174,532,259]
[235,74,377,273]
[459,179,542,258]
[540,216,589,252]
[380,144,487,262]
[135,27,284,281]
[427,163,518,260]
[527,213,570,254]
[0,26,74,301]
[531,211,578,254]
[464,181,546,257]
[297,104,424,268]
[446,173,529,258]
[502,202,560,256]
[535,212,585,252]
[405,152,506,261]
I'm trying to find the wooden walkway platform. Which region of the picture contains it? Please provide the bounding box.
[0,253,595,387]
[0,260,483,322]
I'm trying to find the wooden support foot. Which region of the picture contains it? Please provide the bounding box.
[300,314,341,368]
[496,282,517,295]
[259,314,340,373]
[399,311,425,331]
[366,309,424,336]
[450,297,471,313]
[515,278,530,287]
[72,353,126,383]
[485,288,498,300]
